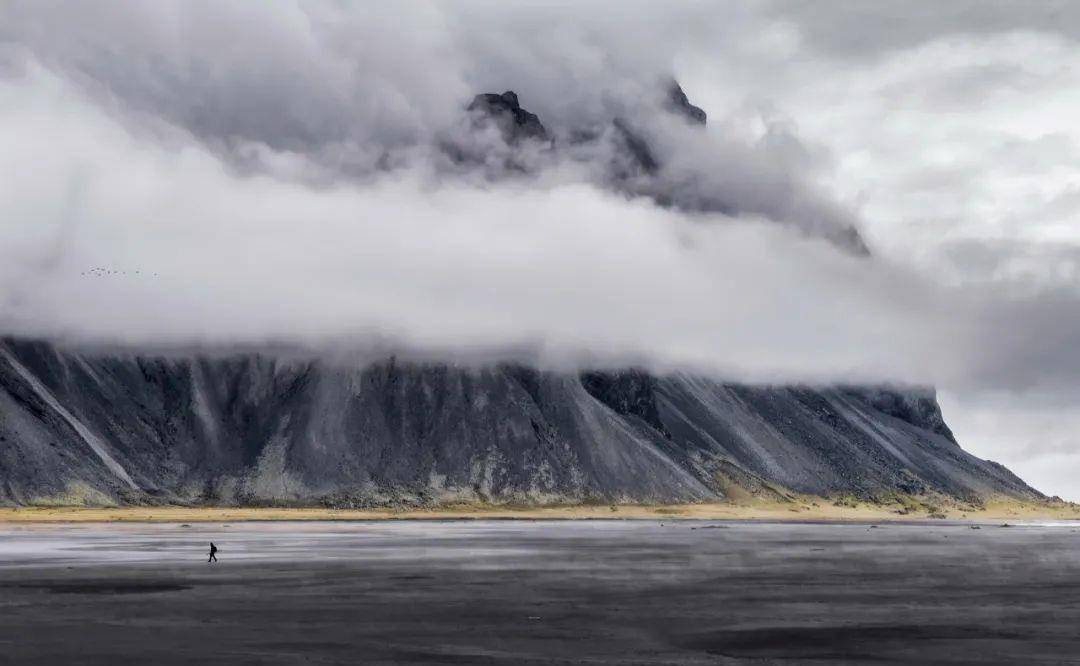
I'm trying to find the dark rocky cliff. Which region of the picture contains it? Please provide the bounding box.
[0,339,1040,506]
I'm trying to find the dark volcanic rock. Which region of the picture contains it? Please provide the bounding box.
[842,386,957,444]
[580,370,670,438]
[610,118,660,177]
[0,339,1042,506]
[666,81,707,125]
[467,91,550,143]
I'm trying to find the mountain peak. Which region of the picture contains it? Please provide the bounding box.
[666,81,707,125]
[467,90,549,142]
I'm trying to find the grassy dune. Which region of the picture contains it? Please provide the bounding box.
[1,497,1077,523]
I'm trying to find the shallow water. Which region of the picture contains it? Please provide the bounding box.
[0,520,1078,664]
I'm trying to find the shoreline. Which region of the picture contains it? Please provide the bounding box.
[1,500,1078,524]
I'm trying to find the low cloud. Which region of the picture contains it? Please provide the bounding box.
[2,59,1080,398]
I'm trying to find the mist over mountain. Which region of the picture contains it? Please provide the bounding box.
[0,73,1045,507]
[3,1,1080,500]
[5,2,1080,401]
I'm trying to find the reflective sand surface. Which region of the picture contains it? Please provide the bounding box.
[1,520,1078,664]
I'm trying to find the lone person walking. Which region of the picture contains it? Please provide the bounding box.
[208,542,218,563]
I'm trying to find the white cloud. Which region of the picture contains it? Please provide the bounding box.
[0,64,905,377]
[3,60,1080,393]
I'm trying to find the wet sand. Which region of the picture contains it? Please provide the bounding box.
[1,520,1078,664]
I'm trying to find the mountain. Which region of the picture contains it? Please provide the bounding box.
[0,85,1042,508]
[0,339,1039,506]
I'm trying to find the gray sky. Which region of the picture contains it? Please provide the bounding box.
[2,1,1080,499]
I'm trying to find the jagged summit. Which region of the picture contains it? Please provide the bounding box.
[666,81,707,125]
[467,90,550,143]
[462,82,869,255]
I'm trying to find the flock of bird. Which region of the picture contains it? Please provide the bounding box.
[80,267,159,277]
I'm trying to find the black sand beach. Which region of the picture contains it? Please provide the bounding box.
[0,520,1078,664]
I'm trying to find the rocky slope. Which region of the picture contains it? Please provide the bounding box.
[0,339,1040,506]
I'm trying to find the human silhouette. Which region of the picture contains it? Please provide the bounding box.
[208,542,218,563]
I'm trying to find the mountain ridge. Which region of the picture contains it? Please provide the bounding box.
[0,85,1043,508]
[0,338,1041,507]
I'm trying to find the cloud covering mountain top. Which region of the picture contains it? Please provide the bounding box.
[4,1,1080,496]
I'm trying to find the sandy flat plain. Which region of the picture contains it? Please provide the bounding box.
[1,518,1079,664]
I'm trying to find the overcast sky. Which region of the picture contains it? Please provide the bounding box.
[2,1,1080,499]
